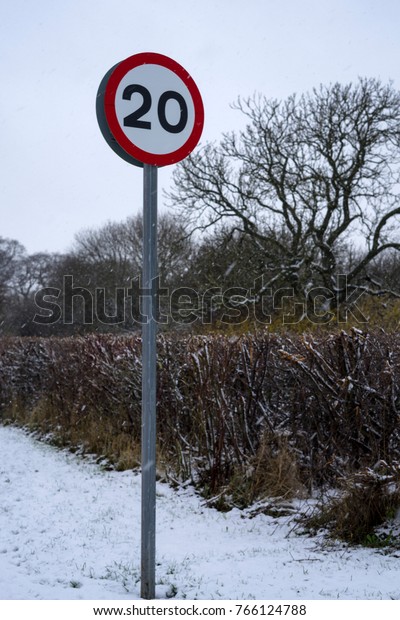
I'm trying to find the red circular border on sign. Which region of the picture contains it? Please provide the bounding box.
[104,52,204,167]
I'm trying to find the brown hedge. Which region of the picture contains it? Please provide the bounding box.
[1,329,399,500]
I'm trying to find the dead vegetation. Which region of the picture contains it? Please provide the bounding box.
[1,329,400,531]
[302,462,400,546]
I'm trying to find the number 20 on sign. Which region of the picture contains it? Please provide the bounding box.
[96,52,204,601]
[96,52,204,167]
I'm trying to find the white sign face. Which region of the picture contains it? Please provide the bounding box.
[102,52,204,167]
[115,64,195,155]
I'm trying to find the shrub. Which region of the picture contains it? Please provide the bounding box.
[303,462,400,544]
[225,432,306,508]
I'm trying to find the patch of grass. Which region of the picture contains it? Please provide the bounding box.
[216,433,306,510]
[103,562,140,592]
[363,532,397,548]
[302,463,400,546]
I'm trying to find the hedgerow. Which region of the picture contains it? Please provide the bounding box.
[1,329,400,509]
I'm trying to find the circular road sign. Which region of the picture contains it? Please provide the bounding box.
[96,52,204,167]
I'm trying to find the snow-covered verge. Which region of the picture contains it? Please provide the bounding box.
[1,425,400,600]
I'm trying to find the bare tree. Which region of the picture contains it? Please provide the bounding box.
[73,212,193,288]
[0,237,26,323]
[12,252,62,300]
[168,78,400,303]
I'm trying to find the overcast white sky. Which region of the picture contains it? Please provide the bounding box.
[1,0,400,255]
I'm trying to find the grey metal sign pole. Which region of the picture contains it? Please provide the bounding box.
[141,163,158,600]
[97,51,203,602]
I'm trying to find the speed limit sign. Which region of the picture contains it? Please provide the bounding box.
[96,52,204,166]
[96,52,204,601]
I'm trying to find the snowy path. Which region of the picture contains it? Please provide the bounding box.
[0,425,400,600]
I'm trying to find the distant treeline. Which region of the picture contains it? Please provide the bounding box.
[2,213,400,337]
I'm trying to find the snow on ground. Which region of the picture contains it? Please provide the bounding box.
[0,425,400,600]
